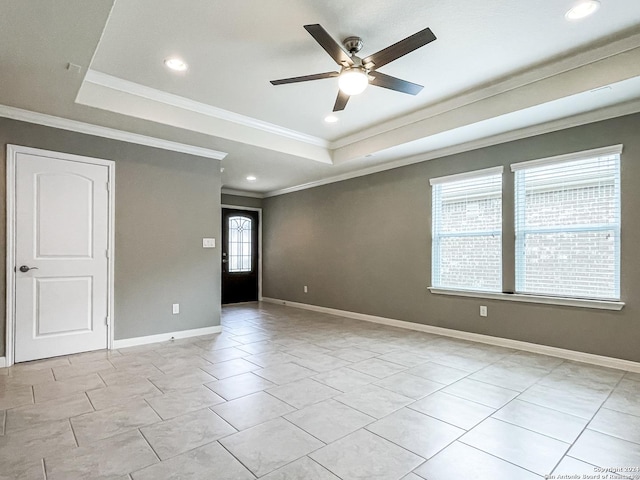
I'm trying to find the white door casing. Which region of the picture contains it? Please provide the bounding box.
[6,145,115,365]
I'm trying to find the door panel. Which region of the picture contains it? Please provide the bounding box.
[221,208,259,304]
[14,151,110,362]
[35,277,93,336]
[37,173,93,257]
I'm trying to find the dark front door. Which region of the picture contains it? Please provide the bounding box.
[221,208,259,304]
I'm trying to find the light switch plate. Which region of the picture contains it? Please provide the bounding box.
[202,238,215,248]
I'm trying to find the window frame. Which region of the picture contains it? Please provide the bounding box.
[428,145,624,311]
[511,144,622,301]
[227,214,254,273]
[430,166,504,293]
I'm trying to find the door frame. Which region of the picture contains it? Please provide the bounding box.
[221,204,263,302]
[5,145,116,367]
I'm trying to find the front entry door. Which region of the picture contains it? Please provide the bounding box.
[221,208,259,304]
[13,147,111,363]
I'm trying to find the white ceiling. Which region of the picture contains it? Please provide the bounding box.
[2,1,640,195]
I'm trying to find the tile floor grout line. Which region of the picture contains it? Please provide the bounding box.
[261,388,308,411]
[523,366,626,476]
[330,393,414,425]
[68,417,80,448]
[478,416,573,447]
[277,416,352,478]
[137,427,163,463]
[142,395,169,421]
[435,386,518,409]
[596,404,640,420]
[363,424,432,463]
[488,406,589,444]
[394,369,451,387]
[216,440,259,479]
[509,359,593,412]
[96,369,110,386]
[280,415,329,447]
[83,390,98,412]
[455,439,550,477]
[307,455,348,480]
[562,371,636,459]
[509,396,598,421]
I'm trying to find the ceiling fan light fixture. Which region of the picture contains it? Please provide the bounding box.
[565,0,600,20]
[338,68,368,96]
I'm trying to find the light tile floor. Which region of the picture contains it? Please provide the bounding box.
[1,302,639,479]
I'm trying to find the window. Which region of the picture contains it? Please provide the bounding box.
[228,215,253,272]
[431,167,503,292]
[512,146,621,300]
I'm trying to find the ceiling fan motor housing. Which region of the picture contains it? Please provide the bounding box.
[343,36,364,54]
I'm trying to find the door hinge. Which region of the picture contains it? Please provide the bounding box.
[105,249,109,259]
[105,316,110,326]
[106,182,110,192]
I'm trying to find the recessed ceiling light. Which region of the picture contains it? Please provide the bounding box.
[324,115,339,123]
[246,175,257,182]
[164,57,188,71]
[565,0,600,20]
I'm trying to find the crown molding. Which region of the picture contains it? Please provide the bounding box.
[264,98,640,197]
[221,188,265,199]
[330,32,640,150]
[85,70,330,149]
[0,104,228,160]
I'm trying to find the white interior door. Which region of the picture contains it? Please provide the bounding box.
[14,149,111,363]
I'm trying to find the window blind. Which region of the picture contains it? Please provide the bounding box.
[431,168,502,292]
[513,149,621,300]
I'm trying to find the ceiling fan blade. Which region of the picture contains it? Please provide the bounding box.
[333,90,350,111]
[304,24,354,66]
[270,71,339,85]
[369,71,424,95]
[364,27,436,70]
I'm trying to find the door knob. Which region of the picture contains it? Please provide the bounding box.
[19,265,39,273]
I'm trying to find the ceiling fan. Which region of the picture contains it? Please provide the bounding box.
[270,24,437,112]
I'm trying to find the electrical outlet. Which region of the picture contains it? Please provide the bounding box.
[480,305,487,317]
[173,303,180,314]
[304,285,308,293]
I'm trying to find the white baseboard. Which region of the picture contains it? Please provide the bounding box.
[0,356,6,368]
[112,325,222,349]
[261,297,640,373]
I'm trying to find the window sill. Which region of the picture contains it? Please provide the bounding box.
[428,288,624,311]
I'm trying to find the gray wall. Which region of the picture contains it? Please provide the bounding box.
[263,113,640,363]
[0,118,222,355]
[221,193,263,209]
